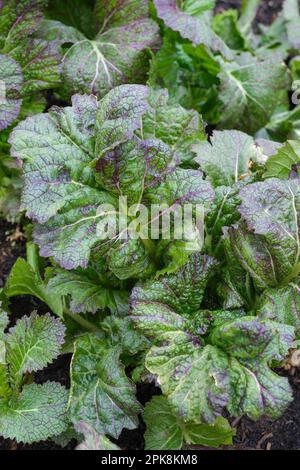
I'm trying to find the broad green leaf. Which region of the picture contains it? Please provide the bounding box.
[57,0,158,98]
[153,0,232,58]
[47,267,128,315]
[62,20,159,98]
[264,140,300,179]
[146,338,230,423]
[95,84,150,156]
[142,89,206,165]
[213,9,247,50]
[10,85,212,276]
[6,313,65,387]
[76,421,120,450]
[145,167,214,210]
[239,0,261,33]
[265,106,300,142]
[0,0,61,102]
[0,54,22,130]
[5,258,63,317]
[0,382,68,443]
[131,253,219,335]
[144,396,234,450]
[218,53,289,134]
[211,316,294,362]
[37,19,86,44]
[226,357,293,419]
[283,0,300,50]
[206,185,241,253]
[132,255,294,422]
[100,316,149,355]
[192,130,259,187]
[94,0,149,30]
[257,283,300,336]
[70,334,142,438]
[219,230,253,309]
[236,178,300,286]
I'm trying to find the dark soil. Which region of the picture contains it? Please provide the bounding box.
[0,219,25,287]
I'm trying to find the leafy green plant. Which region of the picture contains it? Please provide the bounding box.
[0,0,61,131]
[0,308,68,443]
[39,0,160,98]
[1,0,300,452]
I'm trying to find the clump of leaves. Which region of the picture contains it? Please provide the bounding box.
[39,0,160,98]
[0,308,68,443]
[0,0,61,131]
[2,0,300,453]
[9,84,208,280]
[150,0,294,137]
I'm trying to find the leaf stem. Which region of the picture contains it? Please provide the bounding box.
[64,310,102,333]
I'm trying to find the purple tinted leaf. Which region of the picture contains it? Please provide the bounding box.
[0,54,23,130]
[154,0,232,58]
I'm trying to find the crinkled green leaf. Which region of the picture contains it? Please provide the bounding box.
[76,421,120,450]
[142,89,205,165]
[211,316,294,362]
[94,0,149,30]
[101,316,148,355]
[95,84,150,156]
[5,258,63,317]
[12,38,61,96]
[154,0,231,59]
[0,0,45,51]
[144,396,234,450]
[37,19,86,44]
[132,255,294,422]
[0,54,22,130]
[106,236,157,281]
[219,231,253,309]
[264,140,300,179]
[193,130,259,187]
[283,0,300,50]
[146,338,230,423]
[70,334,142,438]
[218,53,289,134]
[0,382,68,444]
[257,283,300,337]
[95,139,175,204]
[47,267,128,315]
[212,9,247,51]
[62,20,159,98]
[11,85,211,276]
[131,254,219,333]
[206,185,241,250]
[59,0,159,98]
[226,357,293,419]
[145,167,214,209]
[6,313,65,386]
[236,178,300,287]
[0,0,61,95]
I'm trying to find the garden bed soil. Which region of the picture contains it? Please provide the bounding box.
[1,0,299,452]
